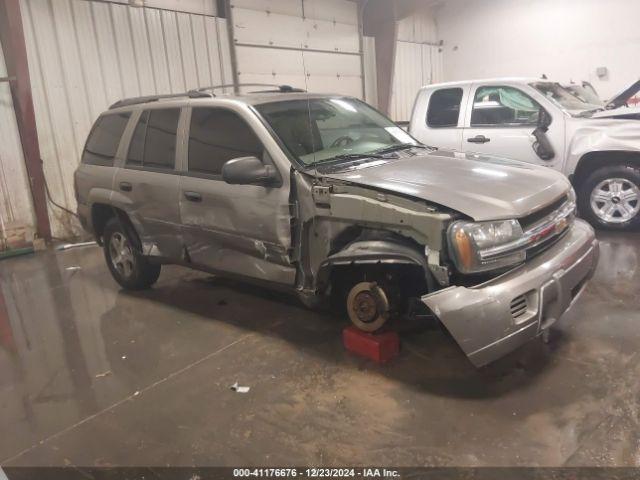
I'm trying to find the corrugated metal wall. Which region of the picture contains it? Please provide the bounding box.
[230,0,364,98]
[20,0,232,238]
[0,41,36,247]
[390,12,443,121]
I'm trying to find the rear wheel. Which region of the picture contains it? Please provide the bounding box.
[103,217,161,290]
[578,164,640,230]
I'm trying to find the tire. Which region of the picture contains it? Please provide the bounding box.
[103,217,161,290]
[577,164,640,231]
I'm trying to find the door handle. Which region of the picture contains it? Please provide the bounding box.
[467,135,490,144]
[184,191,202,202]
[119,182,132,192]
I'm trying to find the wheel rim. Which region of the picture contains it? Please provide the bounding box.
[590,177,640,224]
[109,232,135,279]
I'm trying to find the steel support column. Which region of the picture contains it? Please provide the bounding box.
[362,0,397,116]
[0,0,51,241]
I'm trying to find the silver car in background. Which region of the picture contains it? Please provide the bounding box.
[410,78,640,230]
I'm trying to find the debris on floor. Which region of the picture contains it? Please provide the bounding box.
[95,371,111,378]
[65,266,82,272]
[230,382,250,393]
[56,241,97,251]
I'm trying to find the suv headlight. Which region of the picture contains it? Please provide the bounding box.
[448,219,525,274]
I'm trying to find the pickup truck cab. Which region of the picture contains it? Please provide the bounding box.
[75,86,598,367]
[409,78,640,230]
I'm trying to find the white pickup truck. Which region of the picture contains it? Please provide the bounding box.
[409,78,640,230]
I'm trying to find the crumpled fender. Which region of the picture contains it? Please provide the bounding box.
[565,120,640,173]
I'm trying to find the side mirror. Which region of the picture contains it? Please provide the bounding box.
[537,108,552,130]
[222,156,279,186]
[532,110,555,161]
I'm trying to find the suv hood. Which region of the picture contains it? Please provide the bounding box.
[322,150,570,221]
[591,105,640,120]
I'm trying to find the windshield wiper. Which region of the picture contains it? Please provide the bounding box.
[373,143,432,155]
[326,152,385,162]
[304,152,385,170]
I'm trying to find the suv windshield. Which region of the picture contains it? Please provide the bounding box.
[531,82,602,115]
[255,97,421,167]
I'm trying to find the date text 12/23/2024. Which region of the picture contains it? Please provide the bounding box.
[233,468,400,478]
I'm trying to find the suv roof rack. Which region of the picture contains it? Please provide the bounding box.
[109,84,305,109]
[109,90,212,109]
[193,83,305,94]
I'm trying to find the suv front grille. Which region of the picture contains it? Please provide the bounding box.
[519,195,568,230]
[520,195,575,261]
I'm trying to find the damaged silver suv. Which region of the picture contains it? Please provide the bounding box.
[74,85,599,367]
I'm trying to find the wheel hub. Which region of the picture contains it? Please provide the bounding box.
[590,177,640,224]
[109,232,135,278]
[346,281,391,332]
[353,291,378,323]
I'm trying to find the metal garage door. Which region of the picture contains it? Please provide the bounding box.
[230,0,364,98]
[20,0,233,238]
[0,42,35,249]
[390,13,443,122]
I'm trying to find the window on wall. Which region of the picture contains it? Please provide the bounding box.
[126,109,180,170]
[426,88,463,128]
[471,86,540,127]
[188,108,263,176]
[82,112,131,166]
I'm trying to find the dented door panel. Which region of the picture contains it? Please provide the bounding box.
[179,175,295,285]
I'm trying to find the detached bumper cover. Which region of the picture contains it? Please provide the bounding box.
[422,219,599,367]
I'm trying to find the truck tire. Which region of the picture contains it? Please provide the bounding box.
[103,217,161,290]
[578,164,640,230]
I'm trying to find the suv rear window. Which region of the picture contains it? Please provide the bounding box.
[82,112,131,166]
[426,88,463,128]
[126,108,180,170]
[188,108,263,176]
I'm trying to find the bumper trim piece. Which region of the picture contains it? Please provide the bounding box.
[422,219,599,367]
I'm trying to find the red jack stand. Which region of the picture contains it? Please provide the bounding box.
[342,326,400,364]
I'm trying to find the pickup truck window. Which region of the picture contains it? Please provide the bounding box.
[188,107,263,176]
[82,112,131,166]
[126,108,180,170]
[471,86,540,127]
[257,97,417,166]
[532,81,599,114]
[426,88,463,128]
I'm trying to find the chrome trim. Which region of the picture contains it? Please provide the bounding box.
[479,200,577,260]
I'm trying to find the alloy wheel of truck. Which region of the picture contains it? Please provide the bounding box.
[578,164,640,230]
[103,218,161,290]
[346,281,391,332]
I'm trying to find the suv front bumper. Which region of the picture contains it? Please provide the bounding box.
[422,219,599,367]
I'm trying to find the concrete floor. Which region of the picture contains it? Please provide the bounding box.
[0,231,639,468]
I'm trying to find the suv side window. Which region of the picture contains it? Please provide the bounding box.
[82,112,131,166]
[188,107,263,176]
[126,108,180,170]
[471,86,540,127]
[426,88,463,128]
